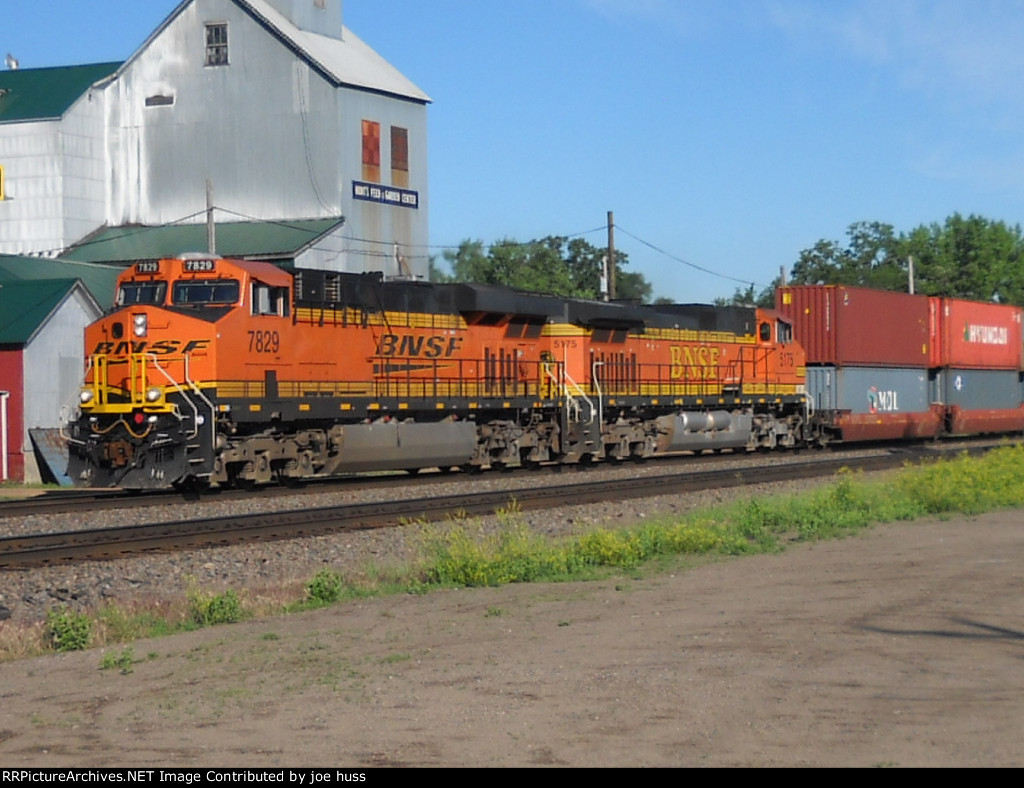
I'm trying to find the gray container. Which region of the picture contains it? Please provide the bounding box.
[806,366,932,416]
[934,369,1024,410]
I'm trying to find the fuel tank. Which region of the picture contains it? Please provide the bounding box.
[654,411,752,453]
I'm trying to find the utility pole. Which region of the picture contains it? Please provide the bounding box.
[908,255,915,295]
[206,180,217,256]
[607,211,617,300]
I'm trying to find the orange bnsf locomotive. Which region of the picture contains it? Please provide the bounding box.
[67,255,808,490]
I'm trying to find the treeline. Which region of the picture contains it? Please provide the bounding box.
[432,214,1024,308]
[431,237,652,303]
[731,213,1024,307]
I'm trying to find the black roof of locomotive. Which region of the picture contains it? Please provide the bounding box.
[451,283,565,319]
[646,303,757,336]
[292,269,757,337]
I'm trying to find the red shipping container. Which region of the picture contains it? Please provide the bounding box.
[929,298,1024,370]
[776,285,930,368]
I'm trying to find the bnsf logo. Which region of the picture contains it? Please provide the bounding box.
[376,334,464,359]
[91,340,211,355]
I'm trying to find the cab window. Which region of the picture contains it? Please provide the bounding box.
[777,320,793,344]
[759,322,772,342]
[251,281,290,317]
[117,281,167,306]
[172,279,240,306]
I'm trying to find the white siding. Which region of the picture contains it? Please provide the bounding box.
[60,88,108,245]
[19,287,98,483]
[340,91,429,278]
[0,120,66,255]
[23,288,96,435]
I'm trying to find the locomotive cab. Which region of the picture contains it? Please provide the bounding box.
[68,256,291,489]
[756,311,795,346]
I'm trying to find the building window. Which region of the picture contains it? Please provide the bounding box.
[205,23,229,67]
[362,120,381,183]
[391,126,409,188]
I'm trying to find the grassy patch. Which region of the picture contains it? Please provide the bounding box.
[99,646,135,674]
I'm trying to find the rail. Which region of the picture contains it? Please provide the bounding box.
[0,449,933,569]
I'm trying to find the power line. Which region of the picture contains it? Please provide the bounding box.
[616,225,770,290]
[32,205,766,294]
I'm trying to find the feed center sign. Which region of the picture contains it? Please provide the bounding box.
[352,180,419,209]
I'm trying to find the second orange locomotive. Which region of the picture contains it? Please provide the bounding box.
[68,255,808,489]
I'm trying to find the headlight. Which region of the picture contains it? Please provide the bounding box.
[80,390,94,405]
[133,313,148,338]
[146,387,162,403]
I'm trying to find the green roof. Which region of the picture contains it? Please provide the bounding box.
[0,278,82,345]
[62,218,346,265]
[0,62,121,123]
[0,255,122,309]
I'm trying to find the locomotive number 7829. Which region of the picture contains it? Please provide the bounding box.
[248,330,281,354]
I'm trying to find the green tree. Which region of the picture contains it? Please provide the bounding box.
[788,215,1024,304]
[615,269,653,303]
[714,281,777,309]
[902,214,1024,303]
[437,237,654,302]
[790,221,905,290]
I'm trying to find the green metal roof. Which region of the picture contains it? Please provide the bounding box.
[0,278,81,345]
[0,255,122,309]
[62,218,346,265]
[0,62,121,123]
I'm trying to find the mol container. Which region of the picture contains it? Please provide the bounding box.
[806,366,942,441]
[935,369,1024,435]
[777,285,930,367]
[929,298,1024,370]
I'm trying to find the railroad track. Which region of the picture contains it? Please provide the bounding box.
[0,440,930,520]
[0,446,961,569]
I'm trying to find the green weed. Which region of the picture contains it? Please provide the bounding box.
[99,646,135,674]
[187,586,245,627]
[305,568,345,605]
[45,606,92,653]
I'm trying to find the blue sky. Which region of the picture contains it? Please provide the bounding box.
[5,0,1024,302]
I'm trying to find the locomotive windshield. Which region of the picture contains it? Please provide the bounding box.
[172,279,240,306]
[117,281,167,306]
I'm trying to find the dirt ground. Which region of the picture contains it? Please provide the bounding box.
[0,510,1021,768]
